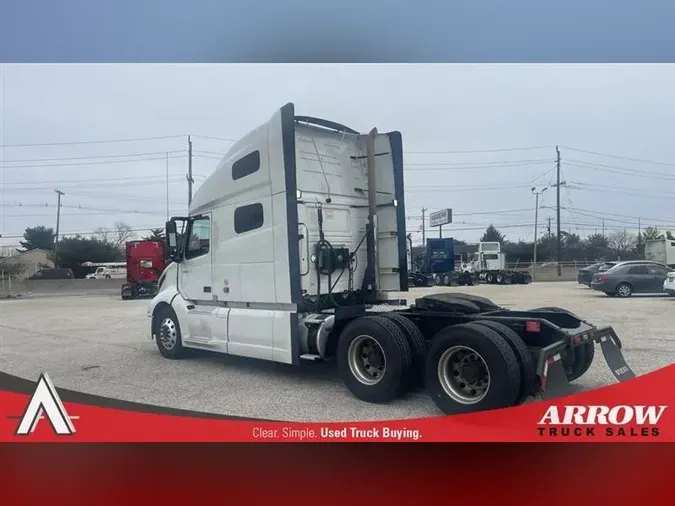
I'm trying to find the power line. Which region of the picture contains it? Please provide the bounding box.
[0,226,162,240]
[1,153,188,170]
[566,182,675,201]
[1,150,186,164]
[405,146,553,154]
[1,202,168,215]
[564,159,675,180]
[0,135,185,148]
[560,146,675,167]
[190,134,238,143]
[405,160,555,171]
[3,174,187,186]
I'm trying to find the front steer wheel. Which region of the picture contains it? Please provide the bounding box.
[425,323,521,415]
[337,315,413,404]
[153,305,187,359]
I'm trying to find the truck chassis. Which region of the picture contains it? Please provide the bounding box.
[152,291,634,416]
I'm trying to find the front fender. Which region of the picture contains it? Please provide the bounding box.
[148,287,190,340]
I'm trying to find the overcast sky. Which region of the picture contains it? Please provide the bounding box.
[2,64,675,250]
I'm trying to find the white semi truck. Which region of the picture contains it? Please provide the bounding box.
[458,242,531,285]
[148,103,635,415]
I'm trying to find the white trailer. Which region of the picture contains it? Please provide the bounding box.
[147,103,635,415]
[644,239,675,267]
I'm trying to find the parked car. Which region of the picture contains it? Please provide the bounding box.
[590,261,672,297]
[577,261,617,287]
[663,270,675,296]
[27,268,75,280]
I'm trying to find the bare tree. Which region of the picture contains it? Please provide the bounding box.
[608,229,637,255]
[93,226,113,244]
[112,222,135,250]
[93,222,135,250]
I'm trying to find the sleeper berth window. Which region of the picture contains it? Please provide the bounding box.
[234,203,264,234]
[232,150,261,181]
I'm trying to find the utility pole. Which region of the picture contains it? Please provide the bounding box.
[165,151,170,221]
[421,207,427,244]
[187,135,194,207]
[54,189,65,267]
[531,187,548,281]
[555,146,562,277]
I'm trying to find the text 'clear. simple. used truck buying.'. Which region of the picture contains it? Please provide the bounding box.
[147,103,637,415]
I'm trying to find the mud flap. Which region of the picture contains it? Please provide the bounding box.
[536,326,636,401]
[537,351,577,400]
[595,326,636,382]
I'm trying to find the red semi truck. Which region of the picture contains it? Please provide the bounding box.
[121,240,166,300]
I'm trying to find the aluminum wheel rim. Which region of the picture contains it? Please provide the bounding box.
[618,285,631,297]
[437,345,490,404]
[348,335,386,385]
[159,317,178,350]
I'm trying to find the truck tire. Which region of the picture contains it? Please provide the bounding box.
[443,274,452,286]
[153,305,187,360]
[486,272,495,284]
[425,323,521,415]
[471,320,535,405]
[530,306,595,382]
[496,273,505,284]
[565,342,595,382]
[337,315,413,403]
[381,312,427,388]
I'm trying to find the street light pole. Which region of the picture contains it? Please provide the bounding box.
[531,186,548,281]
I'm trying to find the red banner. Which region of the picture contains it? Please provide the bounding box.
[1,364,673,442]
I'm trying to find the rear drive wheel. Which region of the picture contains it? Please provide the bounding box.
[337,316,413,403]
[443,274,452,286]
[153,305,187,359]
[485,272,495,284]
[425,323,521,415]
[496,273,505,284]
[381,312,427,389]
[616,283,633,298]
[471,320,535,405]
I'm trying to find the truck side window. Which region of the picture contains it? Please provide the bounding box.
[234,203,264,234]
[185,217,211,260]
[232,151,261,181]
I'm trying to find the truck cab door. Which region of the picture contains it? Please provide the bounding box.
[178,214,213,301]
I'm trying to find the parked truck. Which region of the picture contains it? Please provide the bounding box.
[121,240,166,300]
[458,241,531,285]
[644,238,675,267]
[147,103,635,415]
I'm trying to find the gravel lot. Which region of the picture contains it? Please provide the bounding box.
[1,282,673,421]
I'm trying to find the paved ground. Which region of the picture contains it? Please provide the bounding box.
[1,282,673,421]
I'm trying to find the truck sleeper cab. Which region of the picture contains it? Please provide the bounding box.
[149,103,636,416]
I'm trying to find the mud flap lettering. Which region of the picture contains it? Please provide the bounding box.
[596,328,636,382]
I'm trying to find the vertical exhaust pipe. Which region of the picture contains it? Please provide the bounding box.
[362,127,379,296]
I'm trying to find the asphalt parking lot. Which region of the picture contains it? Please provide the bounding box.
[1,282,673,422]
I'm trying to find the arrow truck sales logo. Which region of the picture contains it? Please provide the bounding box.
[537,405,667,438]
[11,373,78,436]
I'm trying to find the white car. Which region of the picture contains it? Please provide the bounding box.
[663,271,675,296]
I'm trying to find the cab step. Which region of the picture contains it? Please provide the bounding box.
[300,353,322,361]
